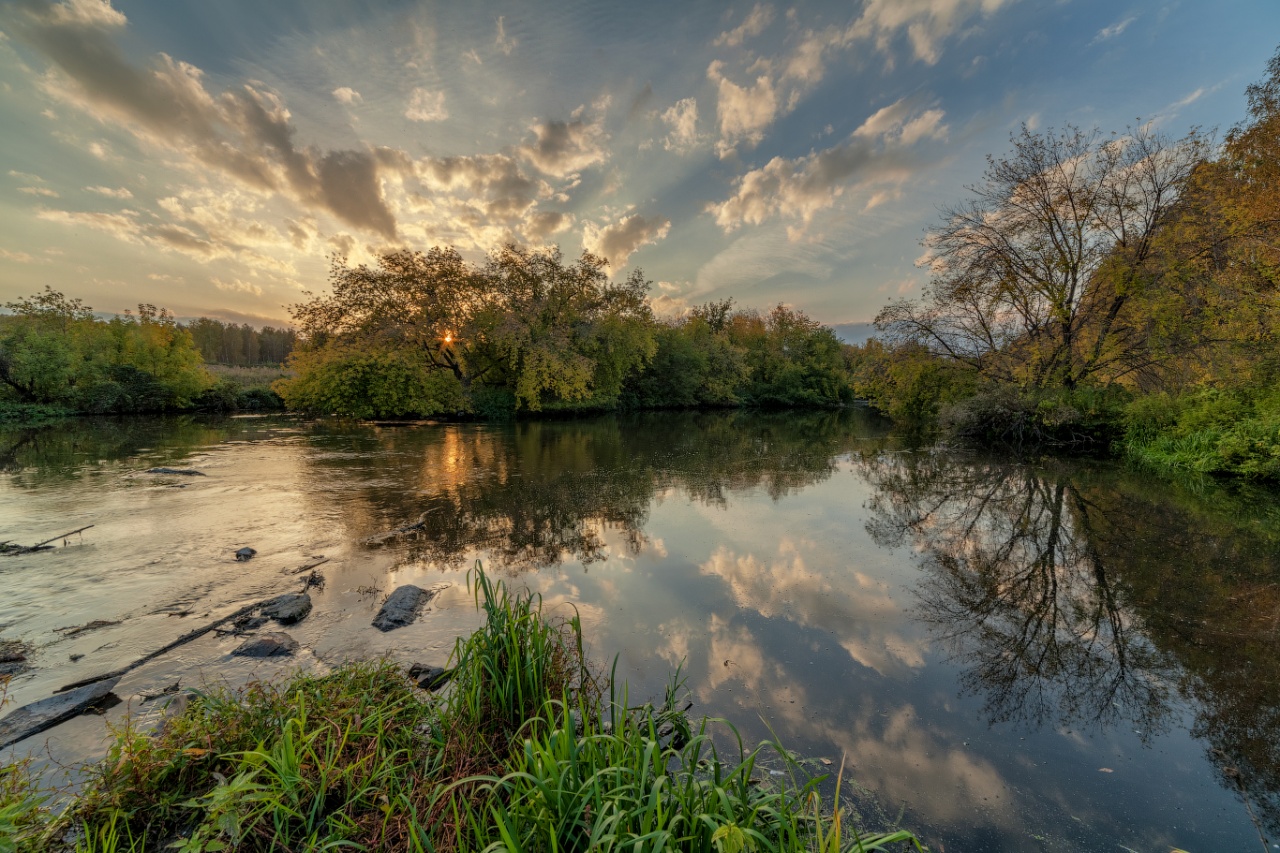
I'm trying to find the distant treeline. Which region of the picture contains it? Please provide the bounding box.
[184,317,296,366]
[0,290,286,416]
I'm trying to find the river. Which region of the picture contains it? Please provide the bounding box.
[1,410,1277,852]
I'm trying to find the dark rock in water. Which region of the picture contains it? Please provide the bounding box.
[0,640,31,677]
[231,632,297,658]
[407,663,451,691]
[372,585,434,631]
[260,593,312,625]
[0,676,121,749]
[234,547,257,561]
[145,467,206,476]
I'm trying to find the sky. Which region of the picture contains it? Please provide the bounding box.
[0,0,1276,330]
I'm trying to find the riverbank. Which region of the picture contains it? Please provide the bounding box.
[1,569,920,852]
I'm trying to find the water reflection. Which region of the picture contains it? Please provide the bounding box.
[303,410,887,569]
[3,410,1278,850]
[860,450,1280,842]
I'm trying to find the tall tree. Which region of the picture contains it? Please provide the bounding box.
[877,125,1207,390]
[283,245,657,413]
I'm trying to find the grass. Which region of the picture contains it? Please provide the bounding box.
[1,567,923,852]
[1122,388,1280,481]
[201,365,293,389]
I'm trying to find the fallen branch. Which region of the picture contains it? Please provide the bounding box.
[288,557,330,575]
[361,512,433,546]
[55,599,262,694]
[2,525,95,556]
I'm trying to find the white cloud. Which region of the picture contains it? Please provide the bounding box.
[708,60,779,155]
[85,185,132,198]
[213,277,263,297]
[332,86,362,104]
[849,0,1018,65]
[714,4,775,47]
[661,98,703,152]
[495,15,517,56]
[0,248,40,263]
[8,170,44,182]
[1091,15,1137,44]
[709,98,947,232]
[405,87,447,122]
[18,186,59,197]
[582,213,671,268]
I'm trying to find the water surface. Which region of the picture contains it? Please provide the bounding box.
[1,411,1277,852]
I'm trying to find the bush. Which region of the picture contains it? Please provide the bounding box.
[941,385,1130,449]
[1123,387,1280,479]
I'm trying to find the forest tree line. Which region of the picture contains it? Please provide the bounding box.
[184,317,296,367]
[0,293,291,415]
[846,44,1280,480]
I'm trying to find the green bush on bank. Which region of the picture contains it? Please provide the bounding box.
[0,568,922,852]
[1123,387,1280,479]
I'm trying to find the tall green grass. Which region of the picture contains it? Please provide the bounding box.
[3,567,923,852]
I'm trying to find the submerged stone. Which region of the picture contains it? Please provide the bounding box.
[259,593,312,625]
[144,467,206,476]
[0,676,121,749]
[231,632,298,658]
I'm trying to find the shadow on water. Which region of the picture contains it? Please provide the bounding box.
[859,449,1280,847]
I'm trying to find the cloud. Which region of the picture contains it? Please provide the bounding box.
[0,248,41,263]
[714,3,774,47]
[331,86,361,104]
[405,87,447,122]
[519,112,609,177]
[706,0,1009,154]
[495,15,516,56]
[213,277,263,296]
[7,170,44,182]
[848,0,1018,65]
[708,60,779,155]
[582,213,671,268]
[5,0,401,238]
[651,280,691,317]
[84,184,132,198]
[709,98,947,231]
[1091,15,1137,44]
[18,186,59,197]
[661,98,703,153]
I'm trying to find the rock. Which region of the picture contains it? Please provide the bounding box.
[231,632,298,658]
[0,640,31,677]
[407,663,451,691]
[372,584,438,631]
[145,467,206,476]
[259,593,312,625]
[0,676,121,749]
[234,547,257,561]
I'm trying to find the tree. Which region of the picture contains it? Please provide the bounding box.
[877,124,1208,390]
[282,245,657,415]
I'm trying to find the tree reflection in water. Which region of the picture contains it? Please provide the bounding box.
[860,450,1280,844]
[307,409,886,570]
